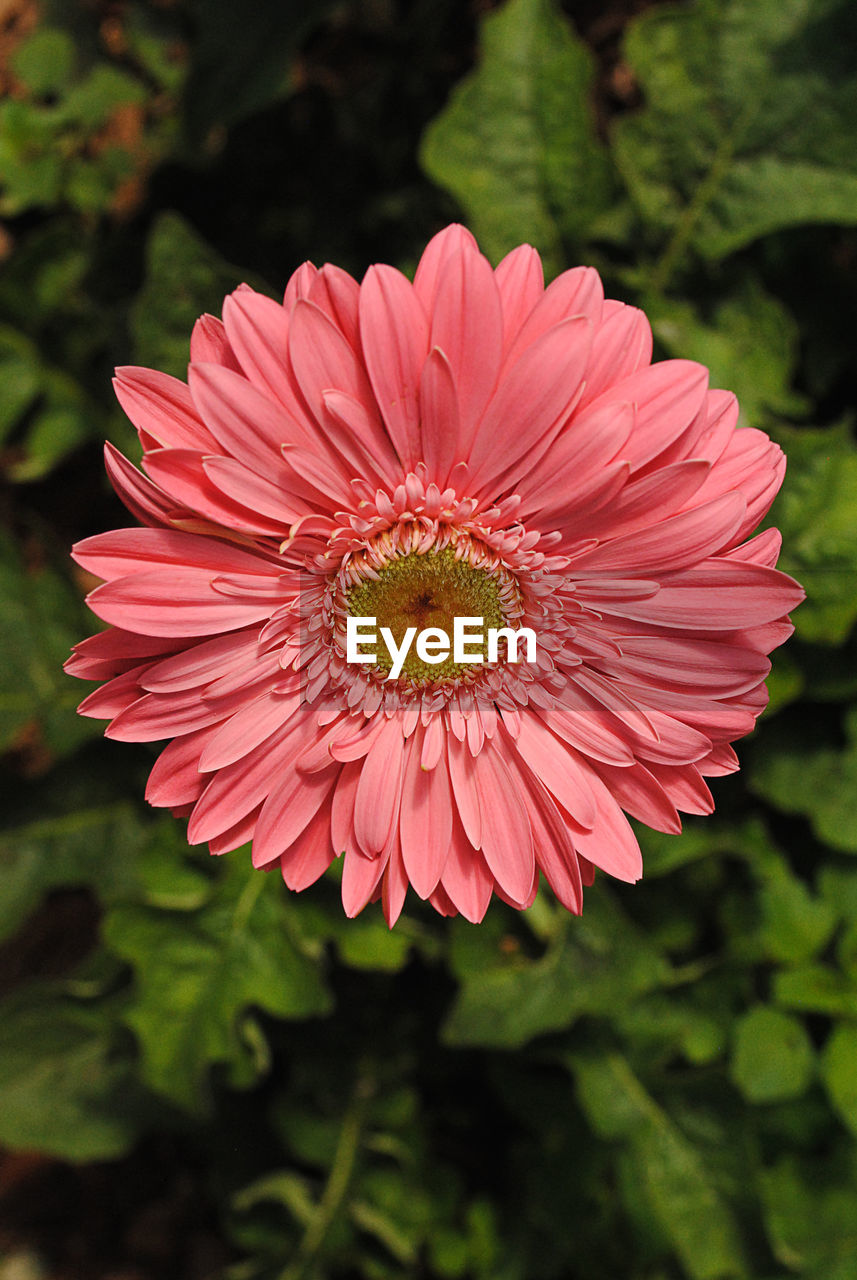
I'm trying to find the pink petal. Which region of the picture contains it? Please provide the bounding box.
[280,811,337,891]
[513,713,596,828]
[252,761,339,867]
[494,244,544,352]
[222,287,294,407]
[467,316,592,492]
[381,833,410,927]
[586,360,709,472]
[353,717,406,854]
[473,747,535,903]
[307,264,361,349]
[577,303,653,407]
[413,223,480,310]
[143,448,293,535]
[342,846,389,917]
[429,247,503,452]
[289,299,379,426]
[73,526,278,581]
[573,766,643,882]
[439,817,495,923]
[359,264,429,468]
[104,442,181,530]
[399,740,453,898]
[592,761,682,834]
[189,314,242,371]
[419,347,461,486]
[501,266,603,370]
[570,491,746,576]
[188,362,312,474]
[114,367,217,452]
[146,728,210,807]
[514,766,583,914]
[87,568,283,637]
[600,560,806,630]
[198,686,301,771]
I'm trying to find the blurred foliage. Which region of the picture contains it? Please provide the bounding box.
[2,0,857,1278]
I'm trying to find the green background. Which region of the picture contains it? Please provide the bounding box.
[1,1,857,1276]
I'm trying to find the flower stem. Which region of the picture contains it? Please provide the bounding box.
[278,1065,375,1280]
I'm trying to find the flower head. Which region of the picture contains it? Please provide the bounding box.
[67,225,804,924]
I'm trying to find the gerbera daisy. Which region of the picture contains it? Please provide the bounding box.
[66,225,804,925]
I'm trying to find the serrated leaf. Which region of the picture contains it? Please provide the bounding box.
[571,1052,746,1280]
[647,277,807,426]
[103,860,332,1109]
[730,1006,814,1103]
[615,0,857,271]
[421,0,613,276]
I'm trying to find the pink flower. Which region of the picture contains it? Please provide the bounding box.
[66,225,804,925]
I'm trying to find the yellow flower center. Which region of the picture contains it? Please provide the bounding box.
[346,547,506,682]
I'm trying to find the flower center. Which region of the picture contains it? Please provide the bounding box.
[345,545,510,682]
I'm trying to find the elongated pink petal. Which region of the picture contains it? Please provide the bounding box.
[413,223,480,310]
[114,367,218,452]
[467,316,592,491]
[473,748,534,903]
[419,347,460,486]
[353,717,406,854]
[429,247,503,452]
[252,762,339,867]
[359,265,429,467]
[190,314,242,371]
[494,243,544,351]
[222,287,294,407]
[280,811,337,891]
[400,741,453,898]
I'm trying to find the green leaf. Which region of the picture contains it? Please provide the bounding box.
[749,704,857,853]
[443,888,668,1048]
[0,986,148,1161]
[131,213,263,379]
[761,1150,857,1274]
[647,277,807,426]
[615,0,857,276]
[571,1052,747,1280]
[60,64,146,129]
[103,860,332,1109]
[774,964,857,1018]
[0,532,99,758]
[822,1024,857,1135]
[730,1006,814,1103]
[765,422,857,645]
[0,328,41,443]
[11,28,76,96]
[420,0,614,276]
[0,790,211,944]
